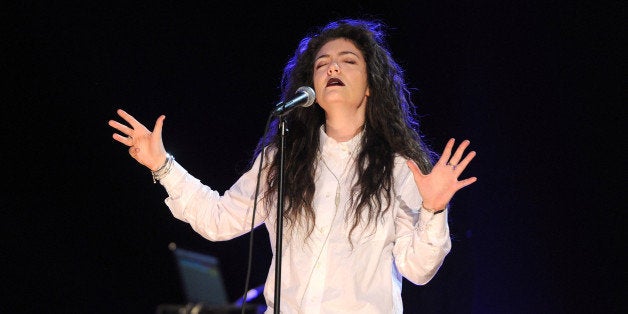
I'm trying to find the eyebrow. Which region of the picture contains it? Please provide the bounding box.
[315,51,361,61]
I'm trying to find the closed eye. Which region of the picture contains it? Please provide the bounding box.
[315,62,329,69]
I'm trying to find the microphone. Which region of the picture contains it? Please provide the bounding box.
[272,86,316,116]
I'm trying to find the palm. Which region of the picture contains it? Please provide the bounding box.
[407,138,477,211]
[108,109,168,171]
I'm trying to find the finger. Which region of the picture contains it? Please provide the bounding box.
[448,139,470,166]
[458,151,476,170]
[112,133,135,146]
[437,138,455,166]
[117,109,143,129]
[108,119,134,135]
[128,146,139,157]
[456,176,478,190]
[453,150,476,174]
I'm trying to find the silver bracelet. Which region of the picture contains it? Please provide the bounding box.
[151,154,174,183]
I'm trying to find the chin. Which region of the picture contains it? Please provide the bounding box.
[320,94,346,106]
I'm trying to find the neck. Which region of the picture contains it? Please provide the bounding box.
[324,117,365,142]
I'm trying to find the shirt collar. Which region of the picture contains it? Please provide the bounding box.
[318,124,364,156]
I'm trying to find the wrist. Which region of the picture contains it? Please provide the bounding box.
[421,202,446,214]
[151,153,174,183]
[150,154,169,171]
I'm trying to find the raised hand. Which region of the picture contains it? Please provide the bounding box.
[108,109,168,171]
[407,138,477,212]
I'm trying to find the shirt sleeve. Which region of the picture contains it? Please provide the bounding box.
[391,157,452,285]
[158,153,269,242]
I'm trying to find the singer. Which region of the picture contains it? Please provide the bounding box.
[108,19,477,313]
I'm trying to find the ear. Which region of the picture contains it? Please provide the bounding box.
[366,86,370,97]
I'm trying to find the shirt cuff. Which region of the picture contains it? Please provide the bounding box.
[159,160,187,192]
[416,207,449,246]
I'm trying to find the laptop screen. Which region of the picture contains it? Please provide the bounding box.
[170,243,229,306]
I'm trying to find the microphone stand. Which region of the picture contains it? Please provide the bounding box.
[269,87,313,313]
[273,116,286,314]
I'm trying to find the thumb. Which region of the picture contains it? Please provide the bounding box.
[406,159,425,177]
[153,115,166,139]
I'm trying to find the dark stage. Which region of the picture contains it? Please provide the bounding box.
[5,1,622,313]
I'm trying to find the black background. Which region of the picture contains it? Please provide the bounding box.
[4,1,623,313]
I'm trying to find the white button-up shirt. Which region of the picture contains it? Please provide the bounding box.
[160,127,451,313]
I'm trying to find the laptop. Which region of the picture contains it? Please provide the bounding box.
[170,242,230,306]
[156,242,263,314]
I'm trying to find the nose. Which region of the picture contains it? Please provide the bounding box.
[327,62,340,75]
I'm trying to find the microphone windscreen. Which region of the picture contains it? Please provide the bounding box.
[296,86,316,108]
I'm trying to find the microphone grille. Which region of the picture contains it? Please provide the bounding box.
[296,86,316,108]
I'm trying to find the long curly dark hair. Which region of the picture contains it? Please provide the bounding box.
[254,19,437,239]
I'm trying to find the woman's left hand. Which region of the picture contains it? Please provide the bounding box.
[407,138,477,212]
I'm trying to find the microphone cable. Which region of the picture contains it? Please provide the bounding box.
[240,112,275,314]
[240,87,314,313]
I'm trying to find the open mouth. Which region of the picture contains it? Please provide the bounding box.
[326,78,345,87]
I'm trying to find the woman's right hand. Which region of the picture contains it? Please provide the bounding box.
[108,109,168,171]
